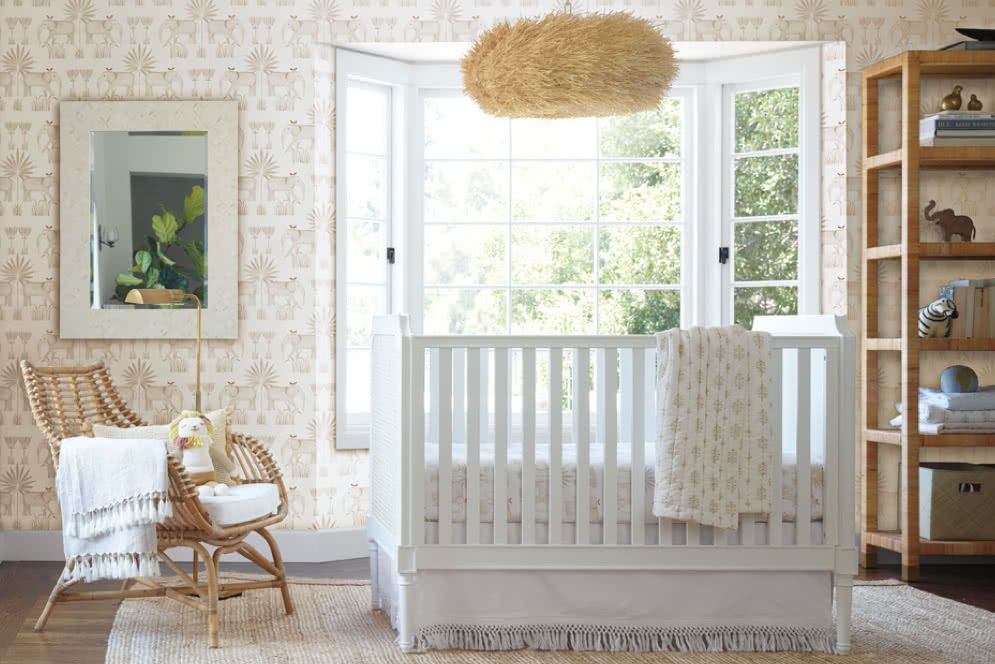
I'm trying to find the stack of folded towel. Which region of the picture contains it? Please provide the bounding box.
[891,386,995,434]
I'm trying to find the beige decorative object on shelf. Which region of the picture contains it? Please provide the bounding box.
[924,200,976,242]
[462,8,676,119]
[941,85,964,111]
[967,94,984,111]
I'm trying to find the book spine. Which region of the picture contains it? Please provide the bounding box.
[935,120,995,130]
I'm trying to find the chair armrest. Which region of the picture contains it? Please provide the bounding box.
[229,432,284,485]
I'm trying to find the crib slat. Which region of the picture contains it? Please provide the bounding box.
[466,348,482,545]
[687,522,700,545]
[769,347,783,546]
[453,349,466,446]
[494,347,509,545]
[741,516,756,545]
[574,348,590,546]
[522,348,536,545]
[796,347,812,546]
[429,348,440,446]
[549,349,563,545]
[825,346,840,547]
[599,348,618,546]
[659,518,672,546]
[437,348,453,545]
[630,348,645,545]
[411,345,426,546]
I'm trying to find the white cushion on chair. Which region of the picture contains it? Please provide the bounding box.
[199,483,281,526]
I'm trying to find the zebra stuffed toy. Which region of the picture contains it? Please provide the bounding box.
[918,298,958,338]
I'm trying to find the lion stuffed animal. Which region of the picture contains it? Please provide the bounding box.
[169,411,230,498]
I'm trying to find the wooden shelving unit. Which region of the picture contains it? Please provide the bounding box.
[862,51,995,581]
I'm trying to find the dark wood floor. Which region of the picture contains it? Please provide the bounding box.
[0,560,991,663]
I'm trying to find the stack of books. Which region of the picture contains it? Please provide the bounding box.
[920,111,995,146]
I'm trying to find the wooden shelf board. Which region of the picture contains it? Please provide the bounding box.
[864,147,995,171]
[863,531,995,556]
[864,244,901,260]
[866,51,995,80]
[920,243,995,260]
[864,150,901,171]
[919,338,995,351]
[862,53,904,81]
[864,428,901,446]
[920,432,995,447]
[865,338,901,351]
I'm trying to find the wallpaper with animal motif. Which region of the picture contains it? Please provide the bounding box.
[0,0,993,532]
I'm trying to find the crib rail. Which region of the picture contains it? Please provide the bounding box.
[370,315,855,571]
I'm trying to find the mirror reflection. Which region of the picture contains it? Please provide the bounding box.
[90,130,208,309]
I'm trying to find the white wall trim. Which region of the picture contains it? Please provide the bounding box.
[0,527,368,564]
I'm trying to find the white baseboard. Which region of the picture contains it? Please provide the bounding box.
[0,527,368,564]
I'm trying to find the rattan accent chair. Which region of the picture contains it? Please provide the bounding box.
[21,361,294,647]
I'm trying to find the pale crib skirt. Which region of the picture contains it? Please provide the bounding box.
[374,544,834,653]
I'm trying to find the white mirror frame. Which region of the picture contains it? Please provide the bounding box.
[59,100,239,339]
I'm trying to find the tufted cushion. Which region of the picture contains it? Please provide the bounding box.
[198,483,281,526]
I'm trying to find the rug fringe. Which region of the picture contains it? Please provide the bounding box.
[415,623,835,653]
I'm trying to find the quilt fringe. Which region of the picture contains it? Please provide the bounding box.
[64,492,172,539]
[415,623,835,654]
[64,552,161,583]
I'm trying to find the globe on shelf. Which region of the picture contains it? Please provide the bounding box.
[940,364,979,394]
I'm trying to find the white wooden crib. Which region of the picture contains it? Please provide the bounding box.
[368,314,857,654]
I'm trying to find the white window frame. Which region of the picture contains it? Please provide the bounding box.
[335,49,411,450]
[700,48,821,325]
[334,46,822,448]
[411,80,696,336]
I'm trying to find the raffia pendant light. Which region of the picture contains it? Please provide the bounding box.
[462,10,677,119]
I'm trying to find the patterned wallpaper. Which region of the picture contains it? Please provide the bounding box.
[0,0,992,532]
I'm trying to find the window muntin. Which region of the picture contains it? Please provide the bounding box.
[420,94,686,336]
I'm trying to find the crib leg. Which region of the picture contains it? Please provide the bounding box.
[835,574,853,655]
[397,572,416,653]
[368,540,380,611]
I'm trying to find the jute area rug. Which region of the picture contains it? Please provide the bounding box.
[106,578,994,663]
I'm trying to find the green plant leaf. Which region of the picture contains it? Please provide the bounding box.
[144,266,160,288]
[116,272,143,287]
[156,245,176,266]
[183,240,206,275]
[135,249,152,274]
[152,211,179,244]
[184,185,205,225]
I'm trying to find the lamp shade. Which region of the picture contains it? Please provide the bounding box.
[124,288,189,305]
[462,12,677,119]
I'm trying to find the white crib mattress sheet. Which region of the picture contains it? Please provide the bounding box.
[424,443,823,525]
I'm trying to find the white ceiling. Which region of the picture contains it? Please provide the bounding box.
[345,41,817,64]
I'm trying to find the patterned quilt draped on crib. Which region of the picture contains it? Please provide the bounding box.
[653,326,774,530]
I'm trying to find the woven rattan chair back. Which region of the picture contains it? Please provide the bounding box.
[20,361,146,467]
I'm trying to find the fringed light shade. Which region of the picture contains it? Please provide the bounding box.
[462,12,677,119]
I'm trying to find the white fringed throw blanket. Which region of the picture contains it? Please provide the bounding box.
[653,327,774,530]
[57,436,172,583]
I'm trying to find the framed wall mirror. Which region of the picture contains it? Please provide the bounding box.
[60,100,239,339]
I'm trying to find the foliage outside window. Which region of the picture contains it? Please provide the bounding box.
[422,96,685,336]
[730,86,800,328]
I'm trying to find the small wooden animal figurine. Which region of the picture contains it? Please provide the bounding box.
[918,298,958,338]
[968,94,983,111]
[924,200,976,242]
[941,85,963,111]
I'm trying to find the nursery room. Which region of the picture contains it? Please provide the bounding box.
[0,1,994,662]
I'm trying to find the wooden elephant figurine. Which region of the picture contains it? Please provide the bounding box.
[925,200,976,242]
